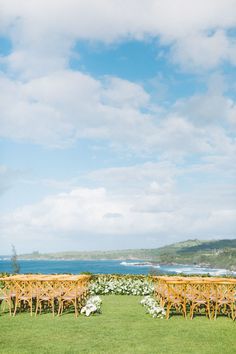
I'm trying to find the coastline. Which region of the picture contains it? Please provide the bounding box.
[0,257,236,276]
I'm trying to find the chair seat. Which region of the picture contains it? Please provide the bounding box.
[62,295,76,300]
[54,291,64,297]
[168,298,183,304]
[217,299,233,304]
[19,296,31,301]
[192,300,207,304]
[39,296,51,301]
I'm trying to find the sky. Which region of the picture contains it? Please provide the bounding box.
[0,0,236,254]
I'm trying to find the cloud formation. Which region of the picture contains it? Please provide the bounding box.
[1,166,236,252]
[0,1,236,252]
[1,0,236,74]
[1,70,235,160]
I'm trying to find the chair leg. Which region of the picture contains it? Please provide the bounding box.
[75,301,78,318]
[182,305,187,319]
[166,303,171,320]
[9,298,14,316]
[190,304,195,320]
[206,303,212,319]
[35,301,39,316]
[30,300,33,316]
[58,302,63,316]
[13,302,17,316]
[52,300,55,317]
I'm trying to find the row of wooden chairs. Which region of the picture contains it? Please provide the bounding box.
[0,274,91,317]
[154,276,236,320]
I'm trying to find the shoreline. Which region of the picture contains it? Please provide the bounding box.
[0,258,235,273]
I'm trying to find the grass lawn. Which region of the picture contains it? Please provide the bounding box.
[0,295,235,354]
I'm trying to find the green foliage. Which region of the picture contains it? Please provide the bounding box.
[0,272,10,288]
[179,239,236,253]
[11,245,20,274]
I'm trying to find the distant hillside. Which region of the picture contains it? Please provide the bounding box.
[18,238,236,271]
[154,239,236,271]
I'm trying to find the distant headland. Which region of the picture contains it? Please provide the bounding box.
[2,238,235,271]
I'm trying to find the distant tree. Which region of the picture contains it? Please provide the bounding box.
[32,251,39,256]
[11,245,20,274]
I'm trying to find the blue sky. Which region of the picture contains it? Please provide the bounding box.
[0,0,236,254]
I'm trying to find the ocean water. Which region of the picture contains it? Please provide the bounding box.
[0,259,235,276]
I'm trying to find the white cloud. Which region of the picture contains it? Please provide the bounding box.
[89,161,175,186]
[0,153,235,252]
[1,0,236,74]
[101,77,149,109]
[0,71,153,147]
[0,1,235,157]
[1,177,235,252]
[1,69,235,160]
[171,30,236,70]
[174,73,236,131]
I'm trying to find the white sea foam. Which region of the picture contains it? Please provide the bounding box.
[120,261,160,268]
[120,261,234,276]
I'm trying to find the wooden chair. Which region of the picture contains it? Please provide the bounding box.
[0,280,15,316]
[165,281,187,319]
[213,283,235,320]
[57,280,80,317]
[57,277,89,317]
[187,282,213,320]
[0,287,9,315]
[155,280,168,308]
[13,280,33,316]
[35,279,55,316]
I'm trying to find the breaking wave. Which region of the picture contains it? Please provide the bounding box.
[120,261,236,275]
[120,261,160,268]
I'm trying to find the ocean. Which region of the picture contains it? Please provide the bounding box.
[0,259,234,276]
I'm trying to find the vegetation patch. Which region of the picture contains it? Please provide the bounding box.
[90,274,154,295]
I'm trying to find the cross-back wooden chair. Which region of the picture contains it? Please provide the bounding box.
[165,281,187,319]
[13,279,33,316]
[77,276,90,304]
[57,279,80,317]
[213,282,235,320]
[154,279,168,308]
[0,283,12,315]
[35,279,56,316]
[187,281,213,320]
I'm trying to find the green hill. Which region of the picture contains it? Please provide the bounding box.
[18,238,236,271]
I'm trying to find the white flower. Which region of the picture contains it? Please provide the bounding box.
[140,295,165,319]
[81,296,102,316]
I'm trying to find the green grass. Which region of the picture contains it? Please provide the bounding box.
[0,295,235,354]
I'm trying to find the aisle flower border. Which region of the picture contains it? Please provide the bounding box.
[140,295,166,318]
[80,296,102,316]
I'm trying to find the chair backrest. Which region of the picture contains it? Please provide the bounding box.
[166,281,186,302]
[186,281,212,302]
[0,286,8,300]
[14,280,33,298]
[215,282,235,302]
[35,279,55,298]
[59,279,79,297]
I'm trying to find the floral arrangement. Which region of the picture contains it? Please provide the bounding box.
[89,276,154,296]
[80,296,102,316]
[140,295,166,318]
